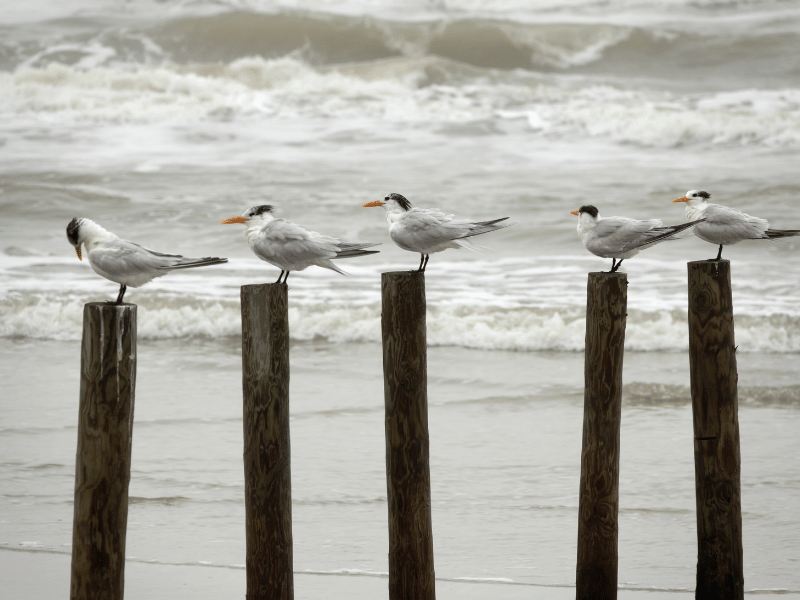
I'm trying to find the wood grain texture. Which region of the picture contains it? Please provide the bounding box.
[687,260,743,600]
[576,272,626,600]
[381,271,436,600]
[241,283,293,600]
[71,302,137,600]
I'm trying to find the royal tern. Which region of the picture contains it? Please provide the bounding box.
[221,205,380,283]
[67,217,228,304]
[571,205,704,272]
[362,192,511,272]
[673,190,800,260]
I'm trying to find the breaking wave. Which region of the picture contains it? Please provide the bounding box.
[3,56,800,148]
[3,293,800,353]
[2,7,799,148]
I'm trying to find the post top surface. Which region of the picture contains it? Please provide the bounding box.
[687,259,730,266]
[381,270,425,279]
[84,302,136,309]
[241,282,288,291]
[587,271,628,279]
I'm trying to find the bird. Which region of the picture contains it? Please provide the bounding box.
[221,204,380,283]
[673,190,800,260]
[571,205,704,272]
[66,217,228,304]
[362,192,511,272]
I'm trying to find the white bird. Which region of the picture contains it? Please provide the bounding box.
[571,205,704,272]
[362,192,511,272]
[66,217,228,304]
[673,190,800,260]
[221,204,380,283]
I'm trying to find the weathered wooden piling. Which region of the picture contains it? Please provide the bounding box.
[576,272,627,600]
[70,303,137,600]
[687,260,743,600]
[381,271,436,600]
[241,283,293,600]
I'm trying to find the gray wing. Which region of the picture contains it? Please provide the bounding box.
[702,204,770,242]
[621,219,706,251]
[124,240,226,270]
[592,217,664,250]
[253,219,342,265]
[392,208,507,251]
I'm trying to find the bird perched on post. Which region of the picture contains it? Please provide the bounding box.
[571,205,704,272]
[673,190,800,260]
[221,204,380,283]
[362,192,511,272]
[66,217,228,304]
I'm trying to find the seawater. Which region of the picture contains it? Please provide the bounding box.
[1,0,800,595]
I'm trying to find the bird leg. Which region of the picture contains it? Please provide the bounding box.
[274,271,285,284]
[609,258,623,273]
[416,254,425,272]
[282,271,290,284]
[714,245,723,261]
[421,254,430,272]
[108,284,127,305]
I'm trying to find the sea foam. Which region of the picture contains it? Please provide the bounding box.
[3,292,800,353]
[3,53,800,148]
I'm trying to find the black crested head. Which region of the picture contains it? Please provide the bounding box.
[385,193,412,211]
[578,205,599,219]
[66,217,82,245]
[696,191,710,200]
[248,205,273,217]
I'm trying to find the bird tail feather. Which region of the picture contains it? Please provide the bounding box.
[765,229,800,239]
[318,259,349,275]
[454,238,484,253]
[159,257,228,270]
[335,242,381,259]
[457,217,512,240]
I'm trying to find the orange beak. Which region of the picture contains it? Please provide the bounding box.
[362,200,385,208]
[672,196,690,203]
[74,246,82,261]
[221,216,249,224]
[570,209,579,216]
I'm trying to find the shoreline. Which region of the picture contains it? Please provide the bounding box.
[5,546,798,598]
[0,547,705,599]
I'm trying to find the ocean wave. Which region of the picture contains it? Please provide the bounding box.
[0,13,638,71]
[3,294,800,353]
[7,9,800,76]
[4,54,800,148]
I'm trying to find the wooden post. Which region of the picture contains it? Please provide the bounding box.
[381,271,436,600]
[241,283,293,600]
[576,272,626,600]
[687,260,743,600]
[70,303,137,600]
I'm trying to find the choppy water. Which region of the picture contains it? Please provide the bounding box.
[2,0,800,595]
